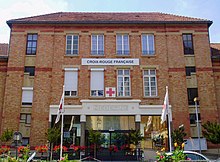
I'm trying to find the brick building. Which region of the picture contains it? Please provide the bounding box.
[0,12,219,155]
[0,43,8,137]
[211,43,220,124]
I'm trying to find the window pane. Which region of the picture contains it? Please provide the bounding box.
[32,34,38,40]
[187,88,198,105]
[27,35,33,40]
[26,114,31,124]
[186,67,196,76]
[118,70,123,75]
[24,67,35,76]
[65,91,70,96]
[20,114,26,120]
[124,70,130,75]
[32,42,37,47]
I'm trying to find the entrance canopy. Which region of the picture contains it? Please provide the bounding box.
[49,100,171,122]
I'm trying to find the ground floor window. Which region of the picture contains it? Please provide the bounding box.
[86,116,135,130]
[49,114,168,160]
[140,116,168,149]
[51,115,81,147]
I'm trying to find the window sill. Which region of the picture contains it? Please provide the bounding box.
[21,105,32,108]
[143,96,159,99]
[65,55,79,58]
[25,124,31,127]
[184,54,195,57]
[115,55,131,58]
[89,96,105,99]
[65,96,79,99]
[116,96,133,99]
[25,54,36,57]
[188,104,200,108]
[141,55,156,58]
[90,55,105,58]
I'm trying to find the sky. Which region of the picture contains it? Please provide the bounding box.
[0,0,219,43]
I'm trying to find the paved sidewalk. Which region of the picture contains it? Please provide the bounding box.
[202,149,220,160]
[143,149,157,162]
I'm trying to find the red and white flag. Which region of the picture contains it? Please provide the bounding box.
[55,91,64,124]
[161,86,169,124]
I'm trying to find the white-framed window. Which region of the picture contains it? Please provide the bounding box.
[22,87,33,105]
[26,33,38,55]
[90,68,104,97]
[117,69,130,97]
[91,34,104,55]
[64,68,78,96]
[66,35,79,55]
[143,69,157,97]
[116,34,129,55]
[142,34,155,55]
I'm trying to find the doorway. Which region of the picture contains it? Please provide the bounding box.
[85,130,139,161]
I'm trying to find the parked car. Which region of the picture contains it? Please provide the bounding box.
[166,151,210,161]
[183,151,210,161]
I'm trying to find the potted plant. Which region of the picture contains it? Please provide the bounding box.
[88,129,104,158]
[17,145,30,161]
[129,129,144,160]
[0,129,13,145]
[35,145,49,160]
[45,127,60,161]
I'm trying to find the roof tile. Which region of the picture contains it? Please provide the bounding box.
[7,12,212,26]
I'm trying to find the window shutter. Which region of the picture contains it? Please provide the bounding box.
[64,68,78,91]
[91,68,104,90]
[22,87,33,103]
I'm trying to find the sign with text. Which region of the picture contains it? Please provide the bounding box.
[82,58,139,66]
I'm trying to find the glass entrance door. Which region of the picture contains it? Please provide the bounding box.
[86,130,137,161]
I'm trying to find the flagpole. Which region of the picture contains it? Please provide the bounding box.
[60,85,65,160]
[166,86,172,152]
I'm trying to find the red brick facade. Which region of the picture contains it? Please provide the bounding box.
[0,13,219,149]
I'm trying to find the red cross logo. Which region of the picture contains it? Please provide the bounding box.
[106,88,115,97]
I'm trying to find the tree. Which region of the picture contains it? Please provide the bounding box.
[129,129,144,160]
[129,129,144,146]
[88,129,104,158]
[171,126,187,146]
[0,129,13,144]
[202,121,220,155]
[202,121,220,144]
[45,127,60,161]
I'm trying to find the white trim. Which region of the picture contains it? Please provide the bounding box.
[135,115,141,122]
[80,100,141,103]
[80,115,86,122]
[64,67,78,71]
[91,34,104,55]
[82,58,139,66]
[22,87,33,90]
[49,102,172,122]
[90,68,105,71]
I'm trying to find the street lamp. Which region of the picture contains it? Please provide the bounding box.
[13,131,22,159]
[194,97,201,153]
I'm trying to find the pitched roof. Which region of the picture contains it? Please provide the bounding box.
[0,43,8,56]
[7,12,212,27]
[211,43,220,51]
